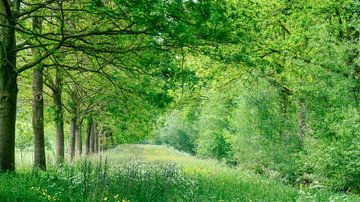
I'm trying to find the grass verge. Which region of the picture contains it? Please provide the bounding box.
[0,144,358,201]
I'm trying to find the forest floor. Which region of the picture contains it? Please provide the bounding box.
[1,145,359,201]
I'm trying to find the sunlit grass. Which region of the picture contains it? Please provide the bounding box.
[0,144,359,201]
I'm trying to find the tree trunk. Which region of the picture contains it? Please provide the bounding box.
[94,129,99,153]
[68,119,76,162]
[0,0,17,172]
[0,76,17,172]
[99,130,104,151]
[75,121,82,157]
[32,67,46,170]
[90,122,95,155]
[109,131,115,148]
[85,118,92,156]
[32,16,46,171]
[53,85,64,164]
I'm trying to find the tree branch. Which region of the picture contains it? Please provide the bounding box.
[17,43,62,73]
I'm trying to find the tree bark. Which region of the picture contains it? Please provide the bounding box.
[109,131,115,148]
[52,73,64,164]
[32,16,46,171]
[0,0,17,172]
[99,130,104,152]
[68,119,76,162]
[0,74,17,172]
[90,121,95,155]
[32,67,46,170]
[85,118,92,156]
[94,129,99,153]
[75,121,82,156]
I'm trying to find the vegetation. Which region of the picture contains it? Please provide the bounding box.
[2,145,360,201]
[0,0,359,201]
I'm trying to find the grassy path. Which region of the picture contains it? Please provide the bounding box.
[0,145,359,201]
[101,145,359,202]
[104,145,299,201]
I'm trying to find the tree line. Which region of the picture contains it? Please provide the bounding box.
[2,0,360,194]
[1,0,230,171]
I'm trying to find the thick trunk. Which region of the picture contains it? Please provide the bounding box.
[0,76,17,171]
[32,16,46,170]
[32,67,46,170]
[0,0,17,172]
[53,88,64,163]
[75,121,82,156]
[68,119,76,162]
[85,118,92,156]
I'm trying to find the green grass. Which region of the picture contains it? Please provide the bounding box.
[0,145,359,201]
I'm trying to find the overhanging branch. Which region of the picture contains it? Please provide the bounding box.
[17,42,62,73]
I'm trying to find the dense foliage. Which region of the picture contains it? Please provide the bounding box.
[155,0,360,194]
[0,0,359,200]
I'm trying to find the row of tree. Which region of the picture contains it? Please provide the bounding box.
[1,0,233,171]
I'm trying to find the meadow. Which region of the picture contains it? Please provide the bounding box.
[0,145,358,201]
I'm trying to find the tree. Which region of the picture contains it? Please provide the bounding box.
[31,16,46,170]
[0,0,19,171]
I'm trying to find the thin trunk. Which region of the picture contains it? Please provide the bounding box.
[94,130,99,153]
[90,122,95,155]
[109,131,115,148]
[20,152,23,165]
[85,118,92,156]
[89,122,96,155]
[75,121,82,156]
[53,85,64,164]
[32,16,46,171]
[32,67,46,170]
[103,132,107,151]
[0,0,17,172]
[99,133,102,152]
[68,119,76,162]
[99,131,104,151]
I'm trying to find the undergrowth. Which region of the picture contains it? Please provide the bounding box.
[0,145,359,201]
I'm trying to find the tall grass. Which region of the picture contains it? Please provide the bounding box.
[0,145,359,201]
